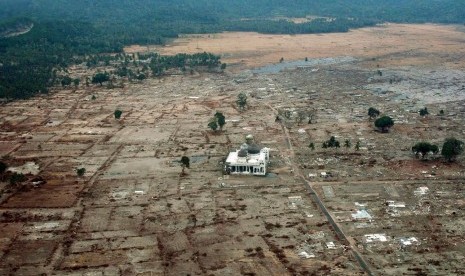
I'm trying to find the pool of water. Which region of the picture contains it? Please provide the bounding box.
[251,56,356,74]
[190,155,208,163]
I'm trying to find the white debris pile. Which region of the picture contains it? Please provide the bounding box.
[307,231,325,240]
[352,209,373,221]
[386,200,407,217]
[296,244,316,259]
[288,196,303,209]
[364,234,388,243]
[386,201,406,208]
[8,161,40,175]
[399,237,420,248]
[414,186,429,196]
[326,241,337,249]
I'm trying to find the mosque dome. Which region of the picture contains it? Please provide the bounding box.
[238,148,248,157]
[247,144,262,154]
[238,143,249,157]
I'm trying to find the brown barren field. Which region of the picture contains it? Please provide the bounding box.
[125,23,465,70]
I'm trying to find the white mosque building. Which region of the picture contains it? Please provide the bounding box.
[224,135,270,176]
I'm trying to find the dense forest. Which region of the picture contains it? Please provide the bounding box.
[1,0,464,100]
[1,1,464,24]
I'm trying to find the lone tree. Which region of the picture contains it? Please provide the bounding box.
[308,142,315,150]
[214,112,226,131]
[92,72,110,86]
[441,138,464,162]
[61,76,72,87]
[208,118,218,131]
[76,168,86,177]
[180,156,190,175]
[0,161,8,181]
[322,136,340,148]
[419,107,429,117]
[368,107,380,120]
[114,109,123,119]
[236,92,247,111]
[374,116,394,133]
[344,139,351,148]
[73,78,80,87]
[412,142,439,160]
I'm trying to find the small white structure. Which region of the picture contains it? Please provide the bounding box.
[399,237,419,247]
[326,242,337,249]
[224,141,270,176]
[364,234,388,243]
[351,209,373,221]
[414,186,429,196]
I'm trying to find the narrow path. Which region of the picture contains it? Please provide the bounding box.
[266,103,375,276]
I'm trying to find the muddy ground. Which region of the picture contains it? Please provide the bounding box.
[1,24,465,275]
